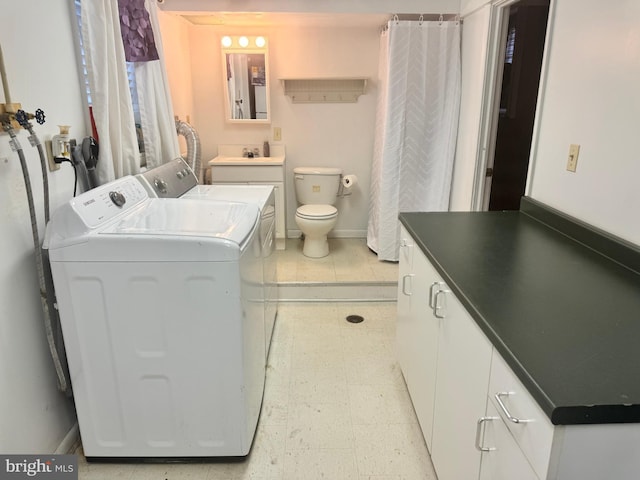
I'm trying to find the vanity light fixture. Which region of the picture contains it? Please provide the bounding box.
[220,35,268,49]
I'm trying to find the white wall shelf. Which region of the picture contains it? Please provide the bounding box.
[280,77,368,103]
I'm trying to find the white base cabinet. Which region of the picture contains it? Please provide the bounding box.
[399,225,640,480]
[397,225,492,480]
[430,287,492,480]
[396,231,440,451]
[479,401,539,480]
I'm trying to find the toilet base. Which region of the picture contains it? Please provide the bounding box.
[302,235,329,258]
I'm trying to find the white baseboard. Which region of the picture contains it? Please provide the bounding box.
[55,422,80,454]
[287,229,367,239]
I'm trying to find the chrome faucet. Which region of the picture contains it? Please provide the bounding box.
[243,147,260,158]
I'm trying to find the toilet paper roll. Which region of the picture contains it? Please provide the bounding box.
[342,174,358,189]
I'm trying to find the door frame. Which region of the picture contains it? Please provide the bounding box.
[470,0,557,211]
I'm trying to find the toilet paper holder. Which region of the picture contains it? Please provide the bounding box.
[338,174,358,197]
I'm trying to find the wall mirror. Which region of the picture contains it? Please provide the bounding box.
[221,36,270,124]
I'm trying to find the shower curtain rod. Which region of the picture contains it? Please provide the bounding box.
[382,13,461,31]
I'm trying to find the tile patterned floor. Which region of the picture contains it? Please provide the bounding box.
[76,240,435,479]
[76,303,436,479]
[277,238,399,283]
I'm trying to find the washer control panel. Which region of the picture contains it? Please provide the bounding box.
[136,158,198,198]
[70,176,148,228]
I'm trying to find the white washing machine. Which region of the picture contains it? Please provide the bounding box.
[136,159,278,357]
[44,176,265,458]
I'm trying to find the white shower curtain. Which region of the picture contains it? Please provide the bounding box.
[367,20,461,261]
[81,0,179,181]
[81,0,140,182]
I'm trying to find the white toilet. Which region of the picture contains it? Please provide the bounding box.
[293,167,342,258]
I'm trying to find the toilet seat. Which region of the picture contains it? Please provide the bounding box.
[296,204,338,220]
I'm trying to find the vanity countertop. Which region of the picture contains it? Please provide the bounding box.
[209,155,285,166]
[399,198,640,425]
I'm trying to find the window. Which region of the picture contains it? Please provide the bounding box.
[73,0,146,166]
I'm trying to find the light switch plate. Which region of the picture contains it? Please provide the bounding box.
[567,144,580,172]
[273,127,282,141]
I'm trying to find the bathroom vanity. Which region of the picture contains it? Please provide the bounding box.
[210,145,286,249]
[397,197,640,480]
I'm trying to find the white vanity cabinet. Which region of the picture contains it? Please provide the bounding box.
[209,153,286,250]
[397,225,493,480]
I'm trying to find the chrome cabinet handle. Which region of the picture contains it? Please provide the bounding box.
[428,281,444,308]
[494,392,532,424]
[401,274,414,296]
[433,289,451,318]
[475,416,498,451]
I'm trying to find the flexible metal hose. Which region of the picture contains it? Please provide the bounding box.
[24,124,50,222]
[175,120,202,183]
[3,124,69,393]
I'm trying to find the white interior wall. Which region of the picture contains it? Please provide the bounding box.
[450,4,491,211]
[0,0,84,452]
[272,25,380,237]
[161,18,381,237]
[461,0,491,17]
[528,0,640,245]
[159,0,460,14]
[157,12,195,155]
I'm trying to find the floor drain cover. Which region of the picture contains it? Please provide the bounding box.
[346,314,364,324]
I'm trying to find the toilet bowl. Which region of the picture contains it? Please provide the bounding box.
[295,205,338,258]
[293,167,342,258]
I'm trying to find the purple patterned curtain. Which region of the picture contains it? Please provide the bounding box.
[118,0,159,62]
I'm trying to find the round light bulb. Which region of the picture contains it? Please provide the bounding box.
[255,36,266,48]
[239,36,249,48]
[221,36,232,48]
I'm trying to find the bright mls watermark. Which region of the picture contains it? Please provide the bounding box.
[0,455,77,479]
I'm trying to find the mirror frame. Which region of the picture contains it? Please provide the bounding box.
[221,36,271,124]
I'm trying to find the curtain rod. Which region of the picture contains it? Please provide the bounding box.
[392,13,459,22]
[381,13,461,31]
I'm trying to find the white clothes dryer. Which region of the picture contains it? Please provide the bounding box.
[136,159,278,358]
[44,176,265,458]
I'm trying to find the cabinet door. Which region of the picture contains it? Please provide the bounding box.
[431,287,493,480]
[396,227,440,452]
[396,226,414,378]
[479,401,539,480]
[270,183,285,249]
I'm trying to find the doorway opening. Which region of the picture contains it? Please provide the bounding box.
[482,0,550,211]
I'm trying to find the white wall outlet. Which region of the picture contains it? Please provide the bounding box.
[273,127,282,141]
[567,144,580,172]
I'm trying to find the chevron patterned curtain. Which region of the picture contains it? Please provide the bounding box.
[367,20,461,261]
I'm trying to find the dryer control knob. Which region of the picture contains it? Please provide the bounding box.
[154,177,168,193]
[109,191,126,207]
[176,171,184,179]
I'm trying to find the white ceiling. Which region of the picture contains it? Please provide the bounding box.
[181,12,391,28]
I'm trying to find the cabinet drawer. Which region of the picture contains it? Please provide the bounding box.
[489,350,554,479]
[479,400,539,480]
[211,165,284,182]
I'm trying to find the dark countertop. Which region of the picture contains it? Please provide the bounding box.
[399,198,640,425]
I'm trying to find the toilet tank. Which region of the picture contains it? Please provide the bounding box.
[293,167,342,205]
